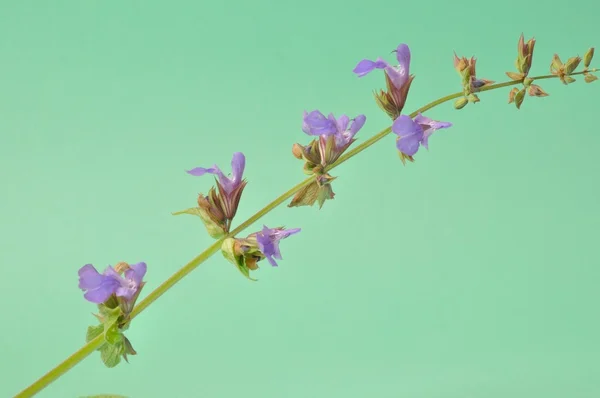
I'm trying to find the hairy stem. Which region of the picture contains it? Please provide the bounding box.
[15,70,588,398]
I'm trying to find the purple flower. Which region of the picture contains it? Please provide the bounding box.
[186,152,246,195]
[353,44,411,89]
[392,113,452,156]
[78,264,121,304]
[302,110,337,136]
[256,225,301,267]
[78,262,147,304]
[302,110,366,147]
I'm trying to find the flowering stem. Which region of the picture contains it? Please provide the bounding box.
[15,70,587,397]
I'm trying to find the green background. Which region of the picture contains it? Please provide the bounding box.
[1,1,598,397]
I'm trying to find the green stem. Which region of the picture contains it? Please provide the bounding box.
[15,70,586,398]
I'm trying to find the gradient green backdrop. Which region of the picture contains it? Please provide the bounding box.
[1,1,598,397]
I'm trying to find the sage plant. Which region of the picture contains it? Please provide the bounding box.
[14,35,597,397]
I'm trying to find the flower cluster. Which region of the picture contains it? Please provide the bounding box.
[504,34,549,109]
[290,111,366,208]
[550,47,597,85]
[504,34,597,109]
[77,262,147,367]
[175,152,301,279]
[174,152,247,238]
[352,43,453,162]
[353,43,414,120]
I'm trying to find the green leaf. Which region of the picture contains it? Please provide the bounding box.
[100,341,123,368]
[172,206,225,239]
[86,324,104,343]
[98,305,123,345]
[122,335,137,363]
[104,324,123,345]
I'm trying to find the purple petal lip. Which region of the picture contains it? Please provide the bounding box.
[393,115,423,156]
[352,58,388,77]
[392,115,421,138]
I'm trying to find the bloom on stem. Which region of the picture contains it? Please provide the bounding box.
[353,43,411,89]
[290,111,365,209]
[221,226,301,280]
[78,262,147,304]
[256,226,302,267]
[392,113,452,157]
[78,262,146,368]
[353,44,414,119]
[301,110,366,166]
[187,151,246,195]
[176,152,248,238]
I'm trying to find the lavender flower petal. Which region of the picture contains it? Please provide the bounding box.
[303,110,337,136]
[414,113,453,149]
[229,152,246,189]
[384,66,407,90]
[392,115,421,138]
[78,264,121,304]
[352,58,388,77]
[395,44,411,76]
[125,262,147,287]
[348,114,366,136]
[335,115,350,133]
[393,115,424,156]
[186,165,225,179]
[396,134,422,156]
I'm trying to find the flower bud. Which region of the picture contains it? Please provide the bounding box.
[506,71,525,81]
[292,143,304,159]
[564,56,582,75]
[550,54,564,75]
[528,84,549,97]
[516,34,535,75]
[514,88,526,109]
[584,73,598,83]
[508,87,519,103]
[454,97,469,109]
[584,47,595,68]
